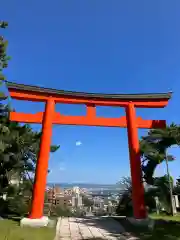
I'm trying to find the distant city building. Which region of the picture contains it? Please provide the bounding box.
[46,185,84,209]
[72,194,83,207]
[56,195,72,207]
[73,186,80,194]
[78,195,83,206]
[45,183,119,215]
[72,196,76,207]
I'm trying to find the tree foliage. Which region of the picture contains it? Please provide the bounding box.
[116,175,172,216]
[153,175,173,214]
[0,103,60,216]
[117,176,132,192]
[174,177,180,195]
[82,195,93,207]
[116,177,133,216]
[0,21,10,100]
[116,124,180,216]
[0,106,40,195]
[140,124,178,185]
[50,205,73,217]
[0,21,60,216]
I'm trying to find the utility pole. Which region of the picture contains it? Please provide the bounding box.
[165,153,175,216]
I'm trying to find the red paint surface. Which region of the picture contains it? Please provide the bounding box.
[8,90,169,108]
[29,99,54,219]
[10,111,166,129]
[126,103,147,219]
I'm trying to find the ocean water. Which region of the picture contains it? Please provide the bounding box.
[47,182,122,193]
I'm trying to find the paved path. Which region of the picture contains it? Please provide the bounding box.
[55,216,136,240]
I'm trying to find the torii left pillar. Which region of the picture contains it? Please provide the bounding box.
[126,102,147,219]
[21,99,54,227]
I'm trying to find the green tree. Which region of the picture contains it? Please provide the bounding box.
[153,175,173,214]
[140,124,178,185]
[0,21,10,99]
[0,22,60,216]
[82,195,93,207]
[116,176,168,216]
[116,177,132,192]
[50,205,73,217]
[174,177,180,195]
[116,177,133,216]
[0,103,60,215]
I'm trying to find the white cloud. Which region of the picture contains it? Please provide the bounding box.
[75,141,82,146]
[59,167,65,171]
[59,162,66,171]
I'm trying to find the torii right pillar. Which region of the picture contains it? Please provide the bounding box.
[126,102,147,219]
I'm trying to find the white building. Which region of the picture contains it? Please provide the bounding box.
[72,195,83,207]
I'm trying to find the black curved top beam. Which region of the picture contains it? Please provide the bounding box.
[6,81,172,101]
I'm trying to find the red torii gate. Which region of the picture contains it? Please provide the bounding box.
[6,81,172,221]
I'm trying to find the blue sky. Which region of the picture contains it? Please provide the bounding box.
[1,1,180,184]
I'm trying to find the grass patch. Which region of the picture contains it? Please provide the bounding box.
[150,213,180,222]
[114,215,180,240]
[0,219,55,240]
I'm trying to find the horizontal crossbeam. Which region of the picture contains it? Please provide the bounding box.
[9,111,166,129]
[9,91,169,108]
